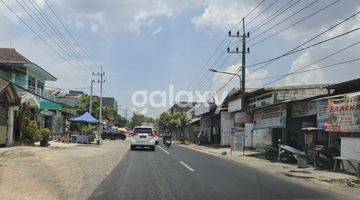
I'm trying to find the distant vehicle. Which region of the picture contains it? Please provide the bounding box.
[101,126,126,140]
[130,126,156,151]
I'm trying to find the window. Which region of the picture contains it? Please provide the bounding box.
[37,81,44,95]
[28,76,36,93]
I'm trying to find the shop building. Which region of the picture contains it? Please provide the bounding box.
[194,102,215,143]
[319,79,360,174]
[247,85,328,150]
[0,48,75,142]
[0,78,20,147]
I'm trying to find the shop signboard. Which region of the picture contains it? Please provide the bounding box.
[253,104,286,129]
[228,98,242,112]
[317,99,328,130]
[234,112,253,126]
[325,95,360,132]
[291,101,316,117]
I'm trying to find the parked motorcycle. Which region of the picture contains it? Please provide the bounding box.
[265,145,278,161]
[278,147,297,163]
[310,145,339,170]
[264,139,282,161]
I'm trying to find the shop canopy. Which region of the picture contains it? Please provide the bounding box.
[69,112,100,124]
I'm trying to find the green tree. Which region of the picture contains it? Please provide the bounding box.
[129,114,154,129]
[74,94,127,127]
[156,112,171,133]
[169,112,190,143]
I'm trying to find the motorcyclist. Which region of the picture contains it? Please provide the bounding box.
[162,131,172,144]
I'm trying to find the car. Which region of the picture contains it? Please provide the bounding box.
[130,126,156,151]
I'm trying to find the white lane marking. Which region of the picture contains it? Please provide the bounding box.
[158,145,170,154]
[180,161,195,172]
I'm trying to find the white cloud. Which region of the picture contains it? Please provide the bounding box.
[152,27,163,35]
[285,52,325,85]
[55,0,197,35]
[191,1,250,30]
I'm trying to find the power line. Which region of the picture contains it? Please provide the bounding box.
[249,0,302,33]
[247,58,360,82]
[245,9,360,78]
[0,0,90,82]
[249,0,340,47]
[248,0,320,44]
[213,1,348,93]
[259,39,360,88]
[44,0,99,71]
[244,0,267,19]
[246,0,280,26]
[26,0,96,73]
[191,38,234,91]
[187,0,266,91]
[186,36,229,90]
[217,22,360,93]
[15,0,92,75]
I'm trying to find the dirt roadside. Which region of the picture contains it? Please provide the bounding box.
[179,143,360,199]
[0,140,129,200]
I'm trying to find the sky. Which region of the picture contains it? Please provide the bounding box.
[0,0,360,118]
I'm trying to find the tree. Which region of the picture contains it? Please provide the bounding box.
[170,112,190,143]
[155,111,190,143]
[74,94,127,127]
[129,114,154,129]
[156,112,171,133]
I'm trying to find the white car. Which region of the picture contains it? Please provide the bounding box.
[130,126,156,151]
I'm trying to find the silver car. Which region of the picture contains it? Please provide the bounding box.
[130,126,156,151]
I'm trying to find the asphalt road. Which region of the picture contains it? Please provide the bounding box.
[88,143,351,200]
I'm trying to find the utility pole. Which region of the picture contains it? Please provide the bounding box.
[89,79,95,114]
[93,66,105,145]
[227,17,250,155]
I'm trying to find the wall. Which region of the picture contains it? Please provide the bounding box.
[200,115,211,142]
[341,137,360,174]
[220,111,233,146]
[252,128,272,150]
[245,123,254,148]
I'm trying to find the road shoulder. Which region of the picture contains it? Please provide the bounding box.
[178,143,360,199]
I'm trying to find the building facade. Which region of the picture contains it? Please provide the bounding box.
[102,97,118,111]
[0,48,75,144]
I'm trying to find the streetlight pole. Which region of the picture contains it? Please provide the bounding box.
[209,68,242,155]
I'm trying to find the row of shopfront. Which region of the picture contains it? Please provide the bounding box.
[188,79,360,172]
[0,79,75,147]
[0,48,77,147]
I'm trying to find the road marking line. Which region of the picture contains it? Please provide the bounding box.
[158,145,170,154]
[180,161,195,172]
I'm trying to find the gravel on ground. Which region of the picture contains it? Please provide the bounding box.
[0,140,128,200]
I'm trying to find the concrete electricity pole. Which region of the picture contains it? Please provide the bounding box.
[227,17,250,155]
[93,66,105,145]
[89,79,95,114]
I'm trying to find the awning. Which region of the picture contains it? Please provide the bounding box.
[190,117,200,124]
[69,112,100,124]
[18,92,40,108]
[0,78,20,106]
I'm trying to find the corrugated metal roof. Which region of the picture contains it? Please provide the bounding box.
[326,78,360,89]
[0,48,31,63]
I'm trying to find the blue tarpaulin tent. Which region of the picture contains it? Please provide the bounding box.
[69,112,100,124]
